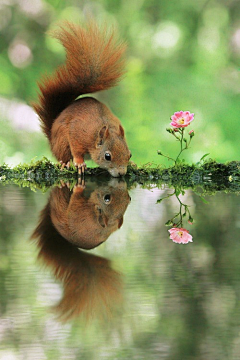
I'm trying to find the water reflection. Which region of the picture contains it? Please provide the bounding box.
[32,224,123,322]
[158,186,194,244]
[31,178,130,322]
[0,182,239,359]
[34,178,131,250]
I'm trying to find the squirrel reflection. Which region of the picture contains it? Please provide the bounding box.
[31,179,131,321]
[48,178,130,249]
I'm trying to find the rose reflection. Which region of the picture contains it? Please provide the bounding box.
[158,187,194,244]
[31,178,131,322]
[168,227,193,244]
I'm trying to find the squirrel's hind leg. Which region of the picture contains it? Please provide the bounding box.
[51,139,72,170]
[51,118,73,167]
[60,160,71,170]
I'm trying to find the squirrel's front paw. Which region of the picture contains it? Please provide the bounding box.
[73,177,85,193]
[73,158,87,176]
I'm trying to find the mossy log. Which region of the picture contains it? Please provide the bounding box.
[0,158,239,194]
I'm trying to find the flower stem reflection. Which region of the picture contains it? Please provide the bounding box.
[158,187,194,244]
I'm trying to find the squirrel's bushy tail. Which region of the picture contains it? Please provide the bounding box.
[33,22,126,140]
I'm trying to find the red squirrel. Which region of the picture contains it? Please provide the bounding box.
[33,22,131,177]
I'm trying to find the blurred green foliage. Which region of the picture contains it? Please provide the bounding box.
[0,0,239,166]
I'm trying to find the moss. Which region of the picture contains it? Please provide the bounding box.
[0,158,239,194]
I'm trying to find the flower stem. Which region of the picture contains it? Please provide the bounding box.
[159,125,194,165]
[175,129,184,164]
[157,152,176,163]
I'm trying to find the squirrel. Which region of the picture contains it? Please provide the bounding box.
[33,21,131,177]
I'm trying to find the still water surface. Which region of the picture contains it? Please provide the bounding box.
[0,181,239,360]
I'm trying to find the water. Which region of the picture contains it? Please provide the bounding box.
[0,180,239,360]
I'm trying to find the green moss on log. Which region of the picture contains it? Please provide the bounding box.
[0,158,239,194]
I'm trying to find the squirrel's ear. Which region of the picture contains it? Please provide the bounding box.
[96,126,109,147]
[95,205,108,228]
[119,125,125,137]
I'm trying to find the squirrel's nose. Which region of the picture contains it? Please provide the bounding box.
[109,167,127,177]
[118,168,127,177]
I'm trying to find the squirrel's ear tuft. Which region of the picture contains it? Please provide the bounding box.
[118,216,123,229]
[119,125,125,137]
[96,126,109,147]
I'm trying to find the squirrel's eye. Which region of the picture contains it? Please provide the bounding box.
[105,152,111,161]
[104,194,111,203]
[129,151,132,159]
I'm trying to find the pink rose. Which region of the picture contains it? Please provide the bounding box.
[168,227,193,244]
[170,111,194,128]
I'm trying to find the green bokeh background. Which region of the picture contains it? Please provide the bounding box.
[0,0,239,167]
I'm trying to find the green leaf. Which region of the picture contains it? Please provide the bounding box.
[175,188,181,196]
[199,196,209,204]
[200,153,210,162]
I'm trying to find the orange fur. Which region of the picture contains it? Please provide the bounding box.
[49,179,130,249]
[31,179,130,321]
[33,22,131,176]
[31,203,123,322]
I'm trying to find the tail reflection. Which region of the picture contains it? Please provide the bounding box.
[31,179,131,322]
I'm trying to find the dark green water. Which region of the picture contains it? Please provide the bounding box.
[0,181,239,360]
